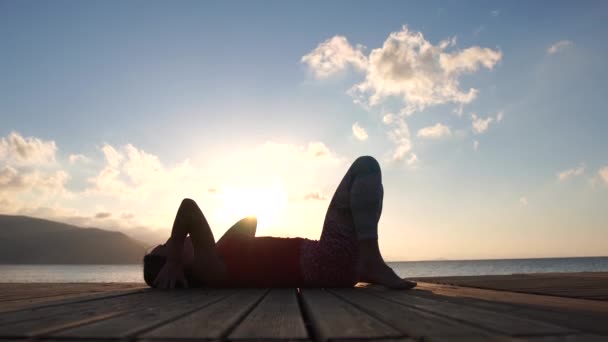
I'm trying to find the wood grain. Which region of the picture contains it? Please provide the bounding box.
[229,288,308,340]
[330,288,505,341]
[371,289,574,336]
[301,288,402,341]
[140,289,266,340]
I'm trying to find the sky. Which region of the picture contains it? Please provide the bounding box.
[1,0,607,261]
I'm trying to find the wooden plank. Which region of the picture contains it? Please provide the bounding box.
[140,289,266,340]
[300,288,402,341]
[413,282,608,314]
[0,283,144,301]
[409,283,608,335]
[0,288,153,327]
[371,289,575,336]
[229,288,307,340]
[413,273,608,300]
[0,290,193,338]
[45,290,233,339]
[330,288,507,341]
[0,286,147,313]
[522,334,607,341]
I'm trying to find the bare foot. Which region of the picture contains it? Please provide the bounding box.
[357,257,417,290]
[356,239,416,290]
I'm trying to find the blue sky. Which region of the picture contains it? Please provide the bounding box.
[1,1,607,260]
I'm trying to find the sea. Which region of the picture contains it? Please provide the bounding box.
[1,256,607,283]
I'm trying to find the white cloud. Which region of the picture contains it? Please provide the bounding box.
[304,26,501,115]
[599,166,608,186]
[0,132,57,166]
[519,196,528,206]
[473,140,479,151]
[1,131,351,243]
[306,141,332,157]
[352,122,369,141]
[301,36,367,79]
[350,26,501,114]
[547,40,573,55]
[68,154,91,164]
[303,25,501,161]
[491,9,500,17]
[382,113,395,124]
[417,123,452,139]
[386,118,413,162]
[557,164,585,181]
[471,111,503,134]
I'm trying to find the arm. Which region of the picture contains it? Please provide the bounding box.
[155,198,219,288]
[166,198,216,264]
[216,216,257,249]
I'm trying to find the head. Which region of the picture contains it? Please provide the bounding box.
[143,245,167,287]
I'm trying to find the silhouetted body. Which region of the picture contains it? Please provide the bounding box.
[144,156,416,289]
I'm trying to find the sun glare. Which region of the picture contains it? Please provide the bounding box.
[217,183,288,232]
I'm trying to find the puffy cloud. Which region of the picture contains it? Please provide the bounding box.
[352,122,369,141]
[471,113,494,134]
[0,132,56,166]
[306,141,332,157]
[417,123,452,139]
[68,154,91,164]
[1,131,351,242]
[599,166,608,186]
[346,26,501,114]
[471,111,503,134]
[386,118,413,162]
[547,40,573,55]
[382,113,395,124]
[86,144,195,199]
[304,25,502,161]
[557,164,585,181]
[304,26,501,114]
[301,36,367,79]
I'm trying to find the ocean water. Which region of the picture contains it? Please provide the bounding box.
[1,257,607,283]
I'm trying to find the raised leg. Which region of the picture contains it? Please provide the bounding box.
[321,156,415,289]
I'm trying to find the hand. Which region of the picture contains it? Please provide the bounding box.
[153,260,189,289]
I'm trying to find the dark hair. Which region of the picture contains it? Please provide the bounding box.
[143,252,166,287]
[143,248,201,288]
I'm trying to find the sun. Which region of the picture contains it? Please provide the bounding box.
[217,183,288,232]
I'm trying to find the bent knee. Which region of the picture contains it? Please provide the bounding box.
[351,155,381,174]
[180,198,197,209]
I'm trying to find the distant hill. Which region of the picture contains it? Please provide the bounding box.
[0,215,148,264]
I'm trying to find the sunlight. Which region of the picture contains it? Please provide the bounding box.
[217,182,288,233]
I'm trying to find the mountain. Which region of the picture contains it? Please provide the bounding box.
[0,215,149,264]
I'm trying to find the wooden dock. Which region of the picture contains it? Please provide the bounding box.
[1,273,607,341]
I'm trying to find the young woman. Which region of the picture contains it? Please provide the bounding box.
[143,156,416,289]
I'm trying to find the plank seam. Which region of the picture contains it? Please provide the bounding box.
[327,290,417,341]
[217,288,271,342]
[0,288,149,315]
[296,288,319,342]
[367,290,577,337]
[422,281,607,301]
[125,291,239,340]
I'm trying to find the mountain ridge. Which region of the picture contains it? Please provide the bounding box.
[0,215,149,264]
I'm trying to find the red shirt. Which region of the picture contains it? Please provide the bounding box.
[215,236,305,287]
